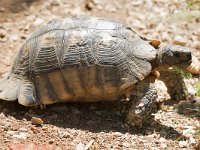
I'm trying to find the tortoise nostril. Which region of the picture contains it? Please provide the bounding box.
[187,54,191,60]
[174,53,179,57]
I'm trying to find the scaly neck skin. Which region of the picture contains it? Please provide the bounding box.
[150,48,170,71]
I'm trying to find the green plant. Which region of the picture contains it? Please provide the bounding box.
[173,66,193,79]
[194,83,200,97]
[186,0,200,10]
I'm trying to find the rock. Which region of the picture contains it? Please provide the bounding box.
[0,31,6,39]
[179,140,188,148]
[182,126,196,136]
[31,117,44,125]
[111,132,123,137]
[7,131,17,135]
[76,140,94,150]
[189,136,196,145]
[193,41,200,49]
[9,143,53,150]
[173,36,187,46]
[12,132,29,140]
[76,143,85,150]
[33,18,44,26]
[168,106,174,111]
[51,0,61,6]
[31,126,41,133]
[58,130,71,138]
[19,128,28,132]
[161,143,168,148]
[10,34,19,41]
[0,7,5,12]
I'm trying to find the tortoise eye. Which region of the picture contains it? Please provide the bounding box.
[174,53,179,57]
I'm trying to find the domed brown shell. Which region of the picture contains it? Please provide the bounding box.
[0,16,157,106]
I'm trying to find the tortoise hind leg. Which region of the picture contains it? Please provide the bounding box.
[0,74,20,101]
[125,75,159,127]
[18,79,39,106]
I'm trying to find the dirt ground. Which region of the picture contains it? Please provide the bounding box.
[0,0,200,149]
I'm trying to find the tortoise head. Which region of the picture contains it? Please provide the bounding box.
[153,45,192,70]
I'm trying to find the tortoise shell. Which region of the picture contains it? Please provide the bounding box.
[0,16,158,106]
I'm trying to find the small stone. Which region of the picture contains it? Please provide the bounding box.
[159,137,166,143]
[49,140,54,144]
[10,34,19,41]
[173,36,187,46]
[168,106,174,111]
[161,143,167,149]
[179,140,188,148]
[160,104,169,111]
[58,130,71,138]
[9,143,52,150]
[0,32,6,39]
[20,34,27,40]
[111,132,123,137]
[33,18,44,26]
[31,117,44,125]
[193,41,200,49]
[12,132,29,140]
[7,131,17,135]
[31,126,40,133]
[51,0,61,6]
[182,126,195,136]
[189,136,196,145]
[76,143,85,150]
[19,128,28,132]
[42,127,48,131]
[0,7,5,12]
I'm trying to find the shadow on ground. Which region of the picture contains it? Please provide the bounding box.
[0,100,181,140]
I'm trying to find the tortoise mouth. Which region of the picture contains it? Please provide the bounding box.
[153,60,192,71]
[174,60,192,68]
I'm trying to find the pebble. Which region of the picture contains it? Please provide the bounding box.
[193,41,200,49]
[10,34,19,41]
[19,128,28,132]
[7,131,17,135]
[182,126,196,136]
[168,106,174,111]
[159,137,166,143]
[76,143,85,150]
[161,143,168,148]
[33,18,44,26]
[58,130,71,138]
[31,117,44,125]
[173,36,187,46]
[179,141,188,148]
[12,132,29,140]
[0,7,5,12]
[31,126,40,133]
[189,136,196,145]
[111,132,123,137]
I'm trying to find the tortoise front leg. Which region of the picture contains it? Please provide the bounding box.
[125,75,159,127]
[158,71,188,101]
[18,79,40,106]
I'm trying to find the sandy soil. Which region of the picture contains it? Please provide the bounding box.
[0,0,199,149]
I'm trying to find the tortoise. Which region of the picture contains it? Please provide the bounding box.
[0,16,192,127]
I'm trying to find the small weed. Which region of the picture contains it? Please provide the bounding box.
[173,66,193,79]
[194,83,200,97]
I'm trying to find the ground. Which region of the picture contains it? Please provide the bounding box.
[0,0,200,149]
